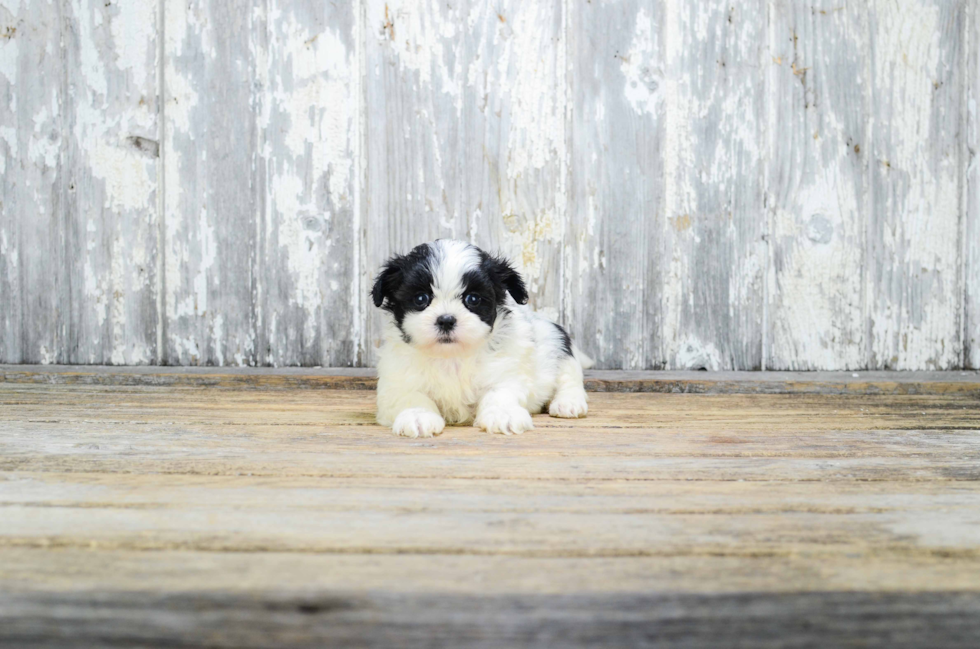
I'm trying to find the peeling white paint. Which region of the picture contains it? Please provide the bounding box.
[2,0,975,370]
[108,0,155,88]
[869,0,963,369]
[621,8,663,116]
[89,140,155,211]
[380,0,458,92]
[674,337,723,371]
[0,30,18,86]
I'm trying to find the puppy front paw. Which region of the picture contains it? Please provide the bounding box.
[475,406,534,435]
[392,408,445,438]
[549,391,588,418]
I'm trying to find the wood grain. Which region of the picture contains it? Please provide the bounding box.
[3,365,979,395]
[566,0,664,369]
[163,0,357,367]
[4,589,980,648]
[461,0,565,321]
[259,0,357,367]
[2,1,980,372]
[163,0,260,366]
[967,2,979,370]
[767,1,870,370]
[868,0,966,370]
[0,0,67,364]
[65,0,160,365]
[361,0,468,364]
[362,0,565,363]
[1,383,979,645]
[661,0,767,370]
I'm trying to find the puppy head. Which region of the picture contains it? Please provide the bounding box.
[372,240,528,356]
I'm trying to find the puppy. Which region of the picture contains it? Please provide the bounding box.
[372,239,593,437]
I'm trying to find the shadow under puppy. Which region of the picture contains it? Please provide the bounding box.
[372,240,593,437]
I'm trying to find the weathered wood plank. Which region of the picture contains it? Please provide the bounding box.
[4,589,980,649]
[967,3,979,370]
[2,387,979,482]
[64,0,160,365]
[565,0,664,369]
[2,364,980,395]
[2,383,980,645]
[461,0,565,322]
[163,0,358,367]
[163,0,260,365]
[258,1,357,367]
[3,547,980,596]
[0,0,67,364]
[4,472,980,557]
[767,1,870,370]
[661,0,767,370]
[361,0,467,364]
[362,0,566,363]
[868,0,965,369]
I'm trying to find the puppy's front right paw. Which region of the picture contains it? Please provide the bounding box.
[392,408,445,438]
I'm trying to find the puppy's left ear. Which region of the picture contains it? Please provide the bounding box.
[485,255,528,305]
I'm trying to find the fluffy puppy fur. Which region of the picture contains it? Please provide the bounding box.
[372,239,593,437]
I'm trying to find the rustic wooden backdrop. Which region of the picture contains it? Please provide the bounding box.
[0,0,977,370]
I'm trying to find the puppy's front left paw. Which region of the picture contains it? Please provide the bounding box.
[392,408,445,438]
[475,406,534,436]
[549,391,588,418]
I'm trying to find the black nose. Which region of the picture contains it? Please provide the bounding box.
[436,314,456,332]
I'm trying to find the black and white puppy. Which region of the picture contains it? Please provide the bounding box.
[372,239,593,437]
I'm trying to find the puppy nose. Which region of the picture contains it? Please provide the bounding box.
[436,314,456,332]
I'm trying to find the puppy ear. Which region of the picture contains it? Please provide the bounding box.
[485,255,528,305]
[371,258,403,308]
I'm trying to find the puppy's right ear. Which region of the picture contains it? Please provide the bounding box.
[371,258,403,308]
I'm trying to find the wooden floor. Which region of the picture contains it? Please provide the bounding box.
[2,373,980,647]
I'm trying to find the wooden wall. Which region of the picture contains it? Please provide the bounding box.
[0,0,976,370]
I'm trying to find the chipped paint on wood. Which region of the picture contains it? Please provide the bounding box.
[259,1,357,367]
[661,0,767,370]
[362,0,564,363]
[163,0,260,366]
[0,0,65,364]
[767,1,870,370]
[362,0,468,365]
[66,0,160,365]
[0,0,977,370]
[566,1,664,370]
[868,0,965,370]
[967,3,979,370]
[462,0,565,319]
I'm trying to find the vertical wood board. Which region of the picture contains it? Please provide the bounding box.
[259,1,357,367]
[966,3,979,370]
[767,1,871,370]
[566,0,665,369]
[64,0,160,365]
[460,0,565,322]
[362,0,564,364]
[661,0,768,370]
[868,0,965,370]
[163,0,260,366]
[0,0,66,364]
[361,0,466,365]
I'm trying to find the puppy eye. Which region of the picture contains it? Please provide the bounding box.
[413,293,431,309]
[463,294,482,307]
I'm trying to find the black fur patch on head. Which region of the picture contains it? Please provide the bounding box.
[480,252,528,305]
[457,251,529,329]
[553,322,573,357]
[371,244,436,334]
